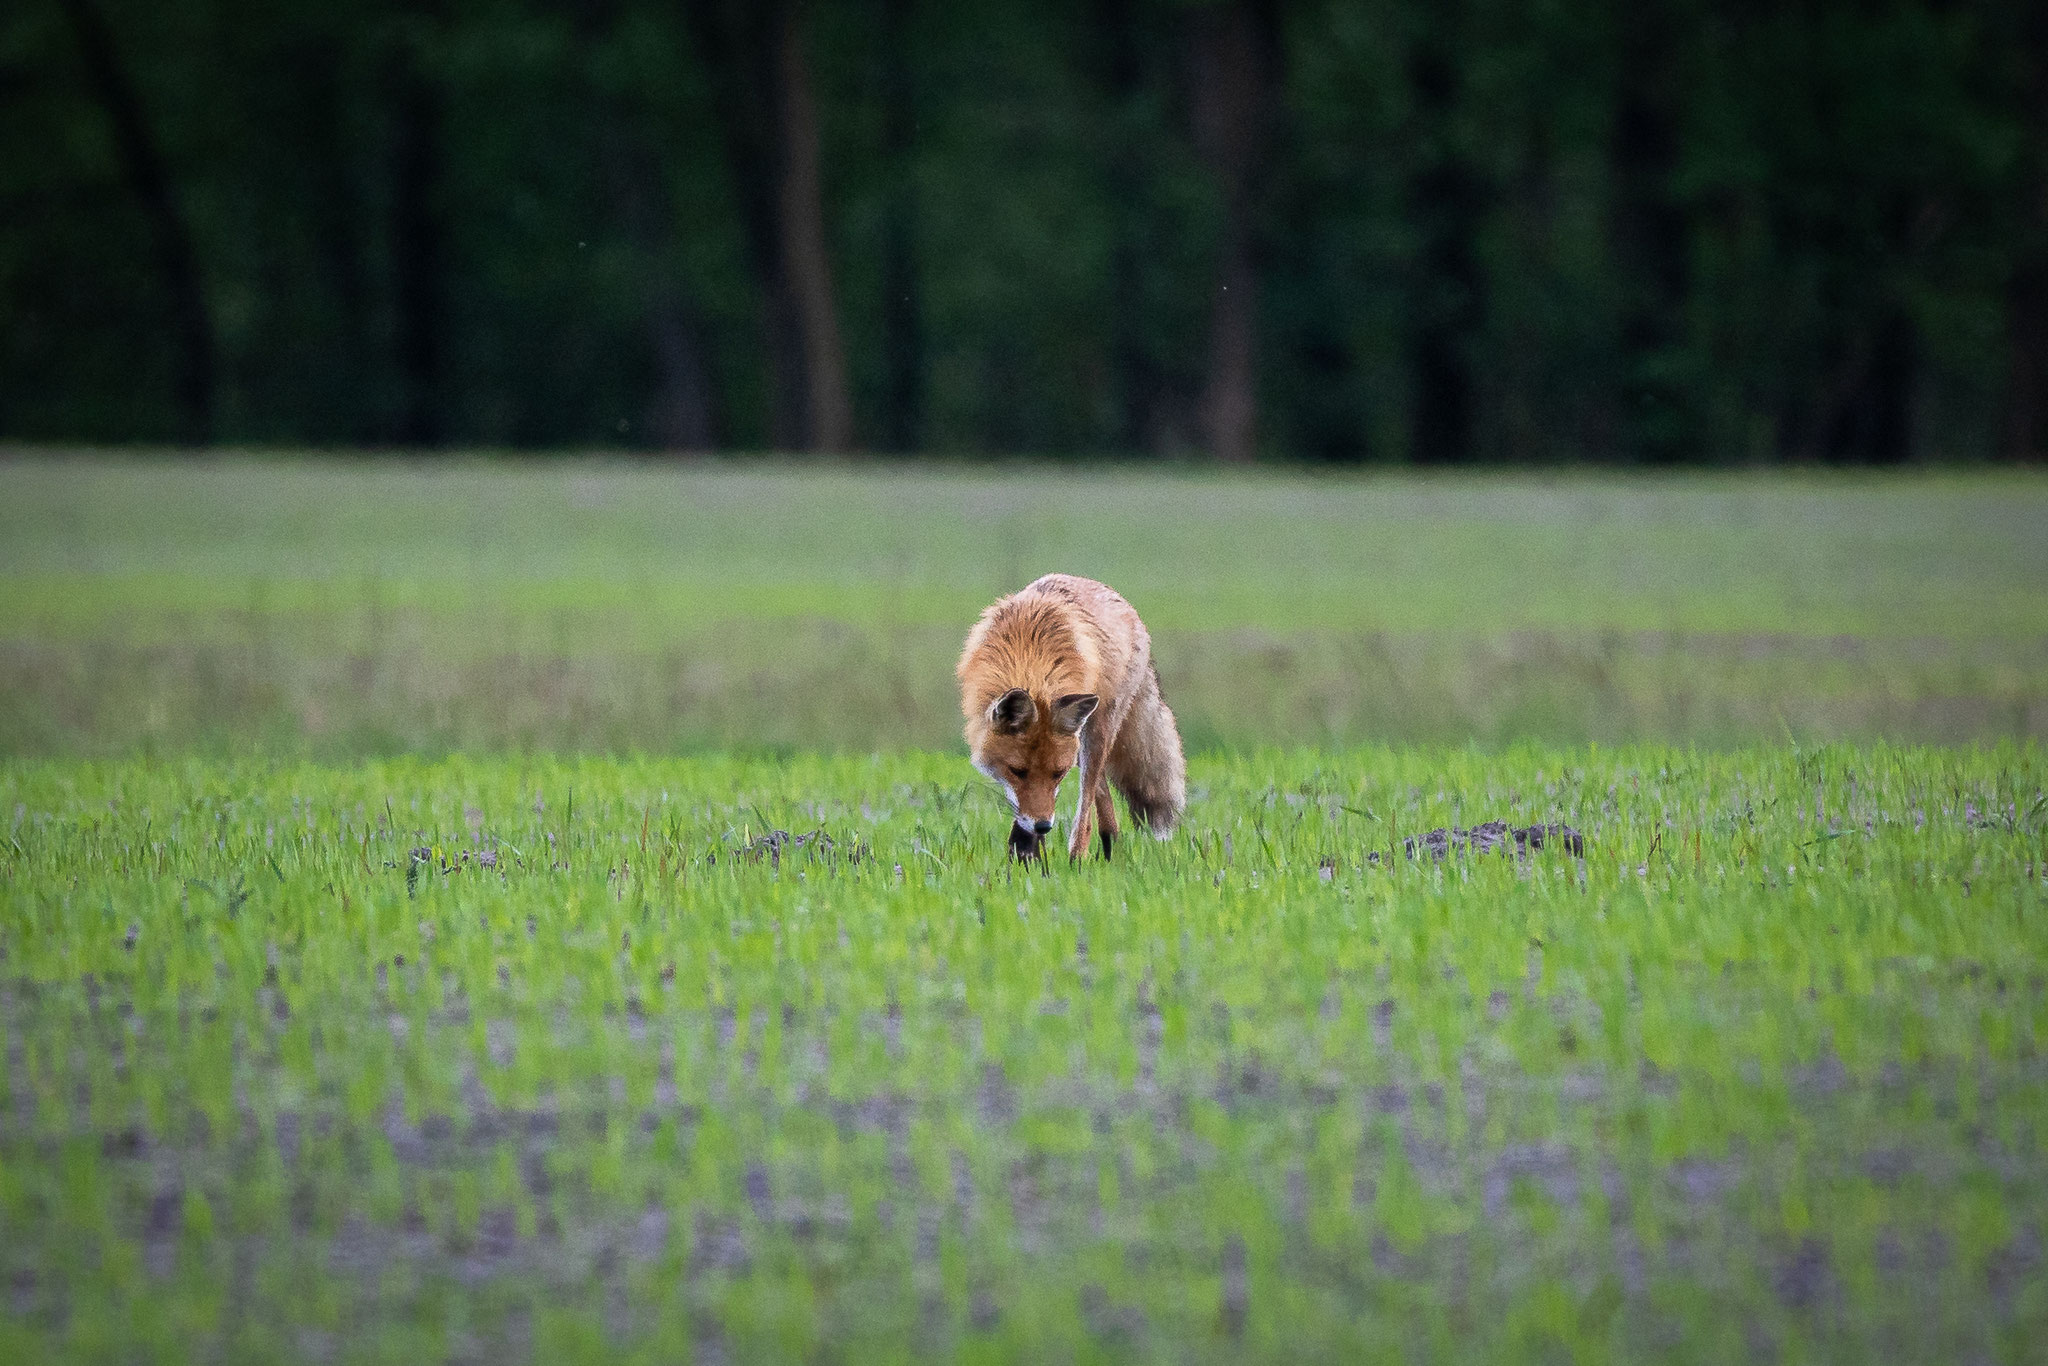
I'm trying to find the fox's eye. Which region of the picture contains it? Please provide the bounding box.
[1053,767,1069,780]
[1007,766,1028,781]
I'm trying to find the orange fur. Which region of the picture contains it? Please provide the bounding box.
[958,574,1187,861]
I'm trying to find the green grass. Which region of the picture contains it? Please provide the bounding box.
[3,456,2046,1360]
[2,745,2044,1362]
[2,455,2045,753]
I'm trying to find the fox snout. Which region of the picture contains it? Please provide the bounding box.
[1008,815,1055,861]
[1007,810,1055,861]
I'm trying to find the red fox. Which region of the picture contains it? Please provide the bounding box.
[958,574,1186,861]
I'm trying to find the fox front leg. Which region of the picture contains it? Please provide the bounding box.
[1094,784,1120,861]
[1072,715,1122,861]
[1066,744,1096,862]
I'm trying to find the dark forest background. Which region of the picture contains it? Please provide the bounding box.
[3,0,2045,463]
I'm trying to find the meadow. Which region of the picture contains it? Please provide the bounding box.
[5,748,2045,1362]
[4,457,2045,753]
[2,457,2046,1362]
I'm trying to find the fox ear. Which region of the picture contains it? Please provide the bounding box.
[1050,693,1098,735]
[986,688,1036,734]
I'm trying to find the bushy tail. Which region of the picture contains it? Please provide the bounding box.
[1108,667,1185,837]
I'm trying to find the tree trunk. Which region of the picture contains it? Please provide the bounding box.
[1404,37,1483,464]
[1807,303,1914,465]
[772,6,853,452]
[2010,257,2047,461]
[1609,5,1693,462]
[2004,5,2048,462]
[1189,0,1278,465]
[58,0,215,444]
[878,0,923,453]
[1094,0,1163,453]
[383,11,446,447]
[685,0,851,452]
[579,0,718,450]
[642,291,720,451]
[293,36,375,443]
[1200,229,1259,464]
[1794,190,1923,465]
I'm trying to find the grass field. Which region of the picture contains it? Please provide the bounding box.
[3,456,2045,752]
[4,748,2045,1362]
[3,457,2047,1361]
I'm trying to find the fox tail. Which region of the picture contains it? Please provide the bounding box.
[1108,666,1186,838]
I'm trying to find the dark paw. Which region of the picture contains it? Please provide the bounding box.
[1098,828,1115,861]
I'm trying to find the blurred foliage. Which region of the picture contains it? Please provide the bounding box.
[0,0,2044,460]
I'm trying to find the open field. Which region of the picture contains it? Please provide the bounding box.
[3,456,2045,753]
[3,746,2045,1362]
[3,458,2046,1360]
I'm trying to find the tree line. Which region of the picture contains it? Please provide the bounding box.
[2,0,2043,462]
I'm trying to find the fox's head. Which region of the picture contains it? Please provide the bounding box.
[970,688,1098,858]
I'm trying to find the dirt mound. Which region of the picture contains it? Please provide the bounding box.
[1401,821,1584,861]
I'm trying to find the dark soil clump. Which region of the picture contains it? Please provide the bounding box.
[1396,821,1585,861]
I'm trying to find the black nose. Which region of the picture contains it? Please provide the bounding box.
[1032,819,1052,835]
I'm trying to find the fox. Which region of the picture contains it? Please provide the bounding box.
[958,573,1187,862]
